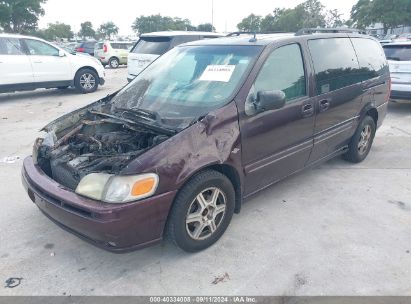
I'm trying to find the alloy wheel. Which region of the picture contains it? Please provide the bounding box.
[185,187,227,241]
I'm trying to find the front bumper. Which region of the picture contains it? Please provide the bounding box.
[21,157,176,253]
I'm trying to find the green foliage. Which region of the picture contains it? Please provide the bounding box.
[237,14,262,32]
[351,0,411,33]
[325,9,345,28]
[238,0,327,33]
[97,21,119,39]
[36,22,73,40]
[197,23,215,32]
[79,21,95,39]
[0,0,47,33]
[131,14,194,34]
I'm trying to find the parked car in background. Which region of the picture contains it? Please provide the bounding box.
[22,30,389,252]
[0,34,105,94]
[127,31,224,82]
[383,42,411,101]
[94,41,135,68]
[75,41,97,56]
[394,33,411,42]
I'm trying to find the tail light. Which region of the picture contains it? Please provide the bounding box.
[386,77,392,102]
[103,44,108,53]
[76,47,85,52]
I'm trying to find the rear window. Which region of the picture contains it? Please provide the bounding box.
[131,37,171,55]
[308,38,360,94]
[111,43,133,50]
[95,42,104,49]
[383,45,411,61]
[351,38,388,79]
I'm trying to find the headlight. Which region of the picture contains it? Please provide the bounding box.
[75,173,159,203]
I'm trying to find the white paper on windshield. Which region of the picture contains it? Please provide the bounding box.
[199,65,236,82]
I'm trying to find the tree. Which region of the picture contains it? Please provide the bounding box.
[0,0,47,33]
[37,22,73,40]
[131,14,194,34]
[325,9,345,28]
[299,0,326,28]
[350,0,373,29]
[79,21,95,39]
[97,21,118,39]
[350,0,411,34]
[237,14,262,32]
[197,23,215,32]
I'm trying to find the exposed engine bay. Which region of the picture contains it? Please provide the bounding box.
[34,98,174,190]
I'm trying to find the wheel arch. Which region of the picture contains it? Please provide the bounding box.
[74,66,100,81]
[169,163,243,222]
[359,102,378,126]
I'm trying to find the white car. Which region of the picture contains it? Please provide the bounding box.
[383,42,411,101]
[0,34,105,94]
[127,31,224,82]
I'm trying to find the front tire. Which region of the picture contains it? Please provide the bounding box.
[166,170,235,252]
[74,68,99,94]
[109,57,120,69]
[343,116,376,163]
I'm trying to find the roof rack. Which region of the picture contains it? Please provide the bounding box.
[226,31,286,37]
[295,28,367,36]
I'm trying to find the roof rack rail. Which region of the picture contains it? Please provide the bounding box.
[295,28,367,36]
[226,32,253,37]
[226,31,286,37]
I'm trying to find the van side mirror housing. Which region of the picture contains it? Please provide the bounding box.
[255,90,286,112]
[58,50,66,57]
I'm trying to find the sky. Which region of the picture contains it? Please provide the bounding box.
[38,0,358,36]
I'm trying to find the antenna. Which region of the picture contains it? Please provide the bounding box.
[249,32,257,42]
[211,0,214,31]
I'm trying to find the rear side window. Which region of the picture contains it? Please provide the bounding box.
[308,38,360,95]
[383,45,411,61]
[131,37,171,55]
[0,37,24,55]
[351,38,388,79]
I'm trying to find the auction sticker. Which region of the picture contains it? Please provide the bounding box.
[199,65,236,82]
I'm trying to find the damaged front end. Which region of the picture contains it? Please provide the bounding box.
[33,97,173,193]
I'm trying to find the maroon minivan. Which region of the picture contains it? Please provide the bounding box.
[22,30,390,252]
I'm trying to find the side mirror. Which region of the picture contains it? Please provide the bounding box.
[58,50,66,57]
[255,90,286,112]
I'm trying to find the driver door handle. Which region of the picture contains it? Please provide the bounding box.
[319,99,330,112]
[302,104,314,117]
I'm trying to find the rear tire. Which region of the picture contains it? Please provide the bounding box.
[109,57,120,69]
[166,170,235,252]
[74,68,99,94]
[343,116,376,163]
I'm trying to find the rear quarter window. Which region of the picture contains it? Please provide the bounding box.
[131,37,171,55]
[383,45,411,61]
[351,38,389,79]
[308,38,361,95]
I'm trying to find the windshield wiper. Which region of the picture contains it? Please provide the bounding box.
[91,110,177,136]
[116,107,160,122]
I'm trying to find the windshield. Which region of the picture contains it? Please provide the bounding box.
[110,45,262,128]
[384,45,411,61]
